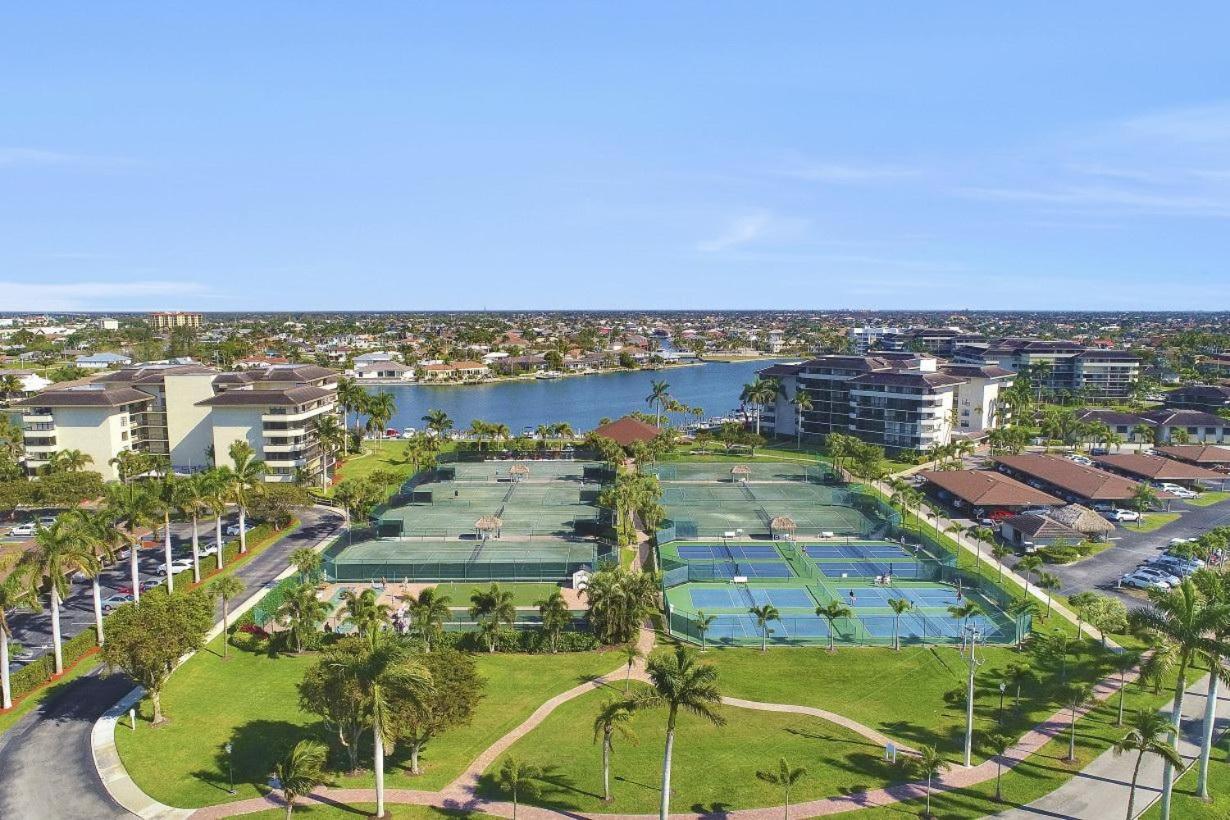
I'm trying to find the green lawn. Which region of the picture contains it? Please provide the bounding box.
[1130,512,1182,533]
[483,682,908,813]
[331,440,458,493]
[1141,737,1230,819]
[247,805,492,819]
[429,582,564,608]
[1183,491,1230,508]
[115,634,619,807]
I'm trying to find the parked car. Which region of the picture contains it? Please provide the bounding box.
[1104,509,1141,522]
[1018,508,1051,518]
[7,523,36,537]
[197,542,220,557]
[1121,571,1169,591]
[100,594,134,613]
[36,515,57,527]
[1089,447,1109,456]
[141,578,166,591]
[224,523,253,537]
[1134,566,1181,586]
[1066,454,1094,466]
[1163,548,1205,566]
[157,559,195,576]
[1151,555,1202,574]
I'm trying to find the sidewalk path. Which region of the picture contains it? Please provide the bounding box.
[992,672,1230,820]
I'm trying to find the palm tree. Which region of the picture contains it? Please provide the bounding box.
[365,391,397,443]
[592,698,637,802]
[203,469,231,571]
[497,756,541,820]
[341,588,389,638]
[1108,650,1141,727]
[755,757,806,820]
[105,481,160,602]
[537,590,571,653]
[816,601,852,652]
[174,473,210,584]
[948,602,978,654]
[622,640,643,694]
[333,633,430,818]
[277,582,330,653]
[0,574,36,708]
[1063,682,1095,761]
[22,521,98,674]
[1004,661,1032,707]
[275,739,328,818]
[335,376,367,453]
[209,575,246,658]
[991,543,1012,585]
[69,508,123,644]
[227,440,267,554]
[646,380,671,427]
[1037,571,1062,618]
[407,587,451,652]
[635,645,725,820]
[1008,598,1042,650]
[49,448,93,473]
[790,391,813,448]
[912,745,950,820]
[1113,709,1184,820]
[422,408,453,440]
[152,475,180,593]
[289,548,322,583]
[1192,571,1230,797]
[1130,579,1227,819]
[312,414,345,483]
[1017,554,1043,596]
[750,603,780,652]
[888,597,913,651]
[695,611,716,651]
[469,583,516,652]
[987,732,1012,802]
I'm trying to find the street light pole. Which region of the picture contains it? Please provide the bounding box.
[225,742,235,795]
[964,625,983,767]
[998,681,1007,724]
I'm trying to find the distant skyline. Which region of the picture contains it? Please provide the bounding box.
[2,3,1229,312]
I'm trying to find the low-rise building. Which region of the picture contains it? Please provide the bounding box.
[75,352,132,370]
[1163,384,1230,415]
[12,383,155,480]
[993,454,1148,506]
[418,361,489,381]
[1153,444,1230,472]
[1091,453,1229,490]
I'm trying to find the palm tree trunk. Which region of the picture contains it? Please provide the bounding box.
[1069,705,1077,760]
[50,588,63,675]
[995,760,1003,802]
[1,633,11,709]
[190,513,201,584]
[285,799,294,820]
[164,512,175,594]
[92,577,105,645]
[1126,753,1144,820]
[130,541,141,602]
[215,514,224,570]
[374,721,386,818]
[222,598,230,658]
[659,727,675,820]
[238,506,247,554]
[1118,669,1127,727]
[1196,671,1219,798]
[1160,670,1188,820]
[602,733,612,801]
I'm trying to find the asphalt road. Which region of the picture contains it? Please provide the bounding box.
[0,507,342,820]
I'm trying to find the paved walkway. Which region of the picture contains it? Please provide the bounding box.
[992,672,1230,820]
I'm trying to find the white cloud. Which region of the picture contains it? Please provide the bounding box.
[0,280,211,311]
[696,211,777,252]
[1119,103,1230,144]
[778,160,922,184]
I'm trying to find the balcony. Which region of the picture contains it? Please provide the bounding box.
[22,411,53,423]
[261,402,335,425]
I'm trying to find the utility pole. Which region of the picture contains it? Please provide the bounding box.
[964,624,983,767]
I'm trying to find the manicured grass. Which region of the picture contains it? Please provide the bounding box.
[247,805,492,819]
[430,582,563,608]
[115,634,619,807]
[0,653,102,736]
[708,640,1120,766]
[1183,490,1230,508]
[484,681,908,813]
[1141,734,1230,819]
[332,440,458,493]
[1130,512,1182,533]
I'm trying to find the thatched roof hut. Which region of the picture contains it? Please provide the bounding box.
[509,464,531,479]
[730,465,752,482]
[1048,504,1115,537]
[475,515,503,538]
[769,515,796,539]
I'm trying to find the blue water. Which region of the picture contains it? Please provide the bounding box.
[364,359,780,434]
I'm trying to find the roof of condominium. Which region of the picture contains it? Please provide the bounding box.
[993,454,1145,500]
[1141,408,1227,427]
[12,384,152,408]
[1165,384,1230,402]
[1154,444,1230,465]
[936,364,1015,379]
[847,370,966,389]
[757,363,804,378]
[1077,409,1153,427]
[196,385,334,407]
[919,469,1062,507]
[94,363,218,385]
[1090,453,1226,482]
[593,415,660,447]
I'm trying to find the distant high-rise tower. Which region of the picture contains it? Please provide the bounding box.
[150,311,202,330]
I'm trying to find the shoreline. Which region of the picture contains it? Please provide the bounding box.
[355,359,708,388]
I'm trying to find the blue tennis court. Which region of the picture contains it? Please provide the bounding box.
[815,561,925,579]
[676,544,782,561]
[833,586,963,609]
[689,587,816,610]
[705,614,830,643]
[805,544,911,560]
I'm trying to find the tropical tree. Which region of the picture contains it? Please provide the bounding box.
[277,582,330,653]
[1004,661,1033,708]
[621,640,643,694]
[756,757,806,820]
[816,601,852,652]
[422,408,453,440]
[750,603,780,652]
[151,474,181,593]
[635,645,725,820]
[0,575,36,708]
[312,414,345,482]
[948,601,978,654]
[105,481,161,602]
[406,587,451,652]
[888,597,913,651]
[209,575,246,658]
[289,547,322,583]
[227,440,267,554]
[987,732,1013,802]
[336,376,367,453]
[584,565,660,645]
[365,391,397,442]
[469,583,516,652]
[70,508,123,644]
[1192,569,1230,797]
[790,390,813,448]
[174,473,211,584]
[341,587,390,638]
[497,756,541,820]
[1131,482,1159,520]
[1017,554,1043,596]
[1113,709,1184,820]
[537,590,571,653]
[389,647,483,775]
[1129,579,1226,819]
[1008,598,1042,651]
[48,448,93,473]
[912,745,950,820]
[1062,682,1095,761]
[740,378,780,436]
[1037,571,1061,618]
[593,698,637,802]
[202,469,231,570]
[695,610,716,651]
[1109,650,1141,727]
[21,520,98,674]
[646,379,671,427]
[299,642,367,772]
[275,740,328,818]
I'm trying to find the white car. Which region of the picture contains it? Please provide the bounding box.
[1104,509,1141,522]
[1134,566,1181,586]
[224,523,248,537]
[157,559,195,576]
[197,542,220,558]
[1121,571,1169,591]
[7,523,36,537]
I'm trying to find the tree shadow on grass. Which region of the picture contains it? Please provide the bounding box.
[473,764,601,812]
[191,719,323,796]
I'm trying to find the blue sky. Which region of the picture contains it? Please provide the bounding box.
[2,3,1229,311]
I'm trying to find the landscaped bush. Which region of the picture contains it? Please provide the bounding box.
[9,628,98,702]
[435,627,599,654]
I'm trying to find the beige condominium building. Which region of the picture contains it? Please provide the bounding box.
[13,363,340,484]
[150,311,203,330]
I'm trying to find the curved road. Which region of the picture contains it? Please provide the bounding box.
[0,507,342,820]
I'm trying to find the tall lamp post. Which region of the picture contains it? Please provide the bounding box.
[963,624,984,767]
[225,742,236,795]
[998,681,1007,724]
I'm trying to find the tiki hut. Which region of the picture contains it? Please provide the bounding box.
[770,515,797,540]
[1048,504,1116,539]
[475,515,503,539]
[730,465,752,483]
[509,464,531,481]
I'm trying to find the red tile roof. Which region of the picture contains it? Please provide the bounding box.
[919,470,1062,507]
[593,416,661,447]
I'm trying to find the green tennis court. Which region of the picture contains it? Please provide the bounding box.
[327,538,597,582]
